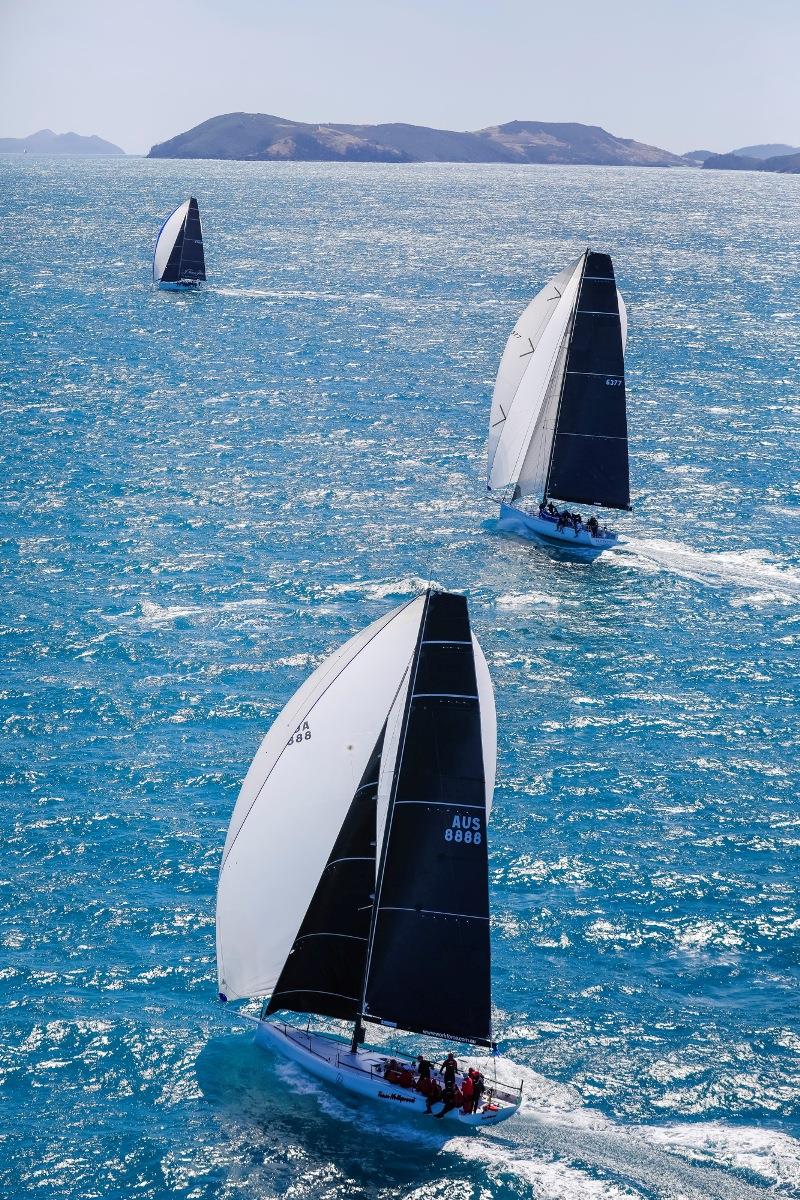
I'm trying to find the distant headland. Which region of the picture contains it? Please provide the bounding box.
[147,112,688,166]
[0,129,125,155]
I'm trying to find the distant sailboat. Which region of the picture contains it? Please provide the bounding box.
[216,589,522,1127]
[152,197,205,289]
[487,250,631,553]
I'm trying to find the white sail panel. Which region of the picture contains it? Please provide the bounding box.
[513,315,572,499]
[487,258,584,495]
[487,257,582,483]
[216,596,425,1002]
[618,291,628,350]
[472,632,496,818]
[153,199,190,282]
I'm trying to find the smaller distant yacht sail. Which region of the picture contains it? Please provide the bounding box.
[487,250,631,554]
[216,590,522,1128]
[152,197,205,289]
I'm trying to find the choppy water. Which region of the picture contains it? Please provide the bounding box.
[1,156,798,1199]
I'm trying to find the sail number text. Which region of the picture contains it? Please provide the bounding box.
[444,814,482,845]
[605,378,623,386]
[287,720,311,746]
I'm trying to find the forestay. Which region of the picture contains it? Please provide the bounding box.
[216,596,425,1003]
[361,591,496,1047]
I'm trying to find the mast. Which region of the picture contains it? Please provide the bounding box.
[543,250,631,511]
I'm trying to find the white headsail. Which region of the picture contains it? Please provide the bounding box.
[216,596,425,1003]
[487,257,581,483]
[153,200,190,282]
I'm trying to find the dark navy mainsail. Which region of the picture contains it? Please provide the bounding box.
[360,591,492,1047]
[545,251,630,511]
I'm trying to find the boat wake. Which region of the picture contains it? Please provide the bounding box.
[613,537,800,605]
[263,1045,798,1198]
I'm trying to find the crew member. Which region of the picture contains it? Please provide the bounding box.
[471,1070,485,1112]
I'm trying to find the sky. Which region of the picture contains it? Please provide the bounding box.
[1,0,798,155]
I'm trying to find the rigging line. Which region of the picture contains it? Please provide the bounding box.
[220,596,418,869]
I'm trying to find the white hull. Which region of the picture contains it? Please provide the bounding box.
[499,503,618,553]
[157,280,200,291]
[255,1020,521,1128]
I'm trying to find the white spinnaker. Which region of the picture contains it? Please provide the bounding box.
[487,257,582,483]
[471,633,496,817]
[375,627,496,866]
[488,258,584,495]
[153,199,190,282]
[216,596,425,1002]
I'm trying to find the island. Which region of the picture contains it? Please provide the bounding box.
[0,129,125,155]
[147,112,687,167]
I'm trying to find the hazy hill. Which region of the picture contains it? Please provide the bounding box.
[682,149,716,164]
[703,150,800,174]
[147,112,686,166]
[702,152,762,171]
[0,129,125,155]
[764,151,800,173]
[731,142,799,159]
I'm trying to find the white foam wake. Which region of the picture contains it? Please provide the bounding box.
[614,537,800,605]
[271,1049,797,1198]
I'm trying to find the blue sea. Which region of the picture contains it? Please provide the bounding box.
[1,156,799,1199]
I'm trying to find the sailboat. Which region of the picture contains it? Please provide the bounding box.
[216,589,522,1127]
[487,250,631,553]
[152,197,206,289]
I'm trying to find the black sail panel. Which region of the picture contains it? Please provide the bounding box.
[160,220,186,283]
[362,591,492,1047]
[177,197,206,282]
[265,730,383,1022]
[546,251,631,511]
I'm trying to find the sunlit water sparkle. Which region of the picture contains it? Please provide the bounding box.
[1,156,799,1198]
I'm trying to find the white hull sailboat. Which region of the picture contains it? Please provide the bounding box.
[254,1021,521,1126]
[216,590,522,1129]
[498,503,619,552]
[153,197,206,289]
[487,250,632,555]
